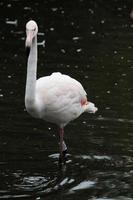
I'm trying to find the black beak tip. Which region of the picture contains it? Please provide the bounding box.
[26,46,30,58]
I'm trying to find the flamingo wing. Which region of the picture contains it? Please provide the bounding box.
[35,72,87,126]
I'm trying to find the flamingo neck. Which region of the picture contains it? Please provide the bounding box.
[25,36,37,113]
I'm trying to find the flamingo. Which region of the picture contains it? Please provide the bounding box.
[25,20,98,164]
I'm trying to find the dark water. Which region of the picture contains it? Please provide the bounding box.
[0,0,133,199]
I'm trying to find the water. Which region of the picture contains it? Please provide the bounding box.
[0,0,133,199]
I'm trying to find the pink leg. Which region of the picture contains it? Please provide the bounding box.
[59,127,67,163]
[59,128,64,156]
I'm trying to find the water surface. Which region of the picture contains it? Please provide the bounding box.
[0,0,133,199]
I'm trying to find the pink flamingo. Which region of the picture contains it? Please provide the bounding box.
[25,20,98,163]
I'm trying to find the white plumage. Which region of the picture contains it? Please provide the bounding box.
[25,20,98,164]
[36,72,87,125]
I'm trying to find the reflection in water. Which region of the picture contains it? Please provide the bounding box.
[69,180,96,192]
[0,0,133,199]
[1,154,133,199]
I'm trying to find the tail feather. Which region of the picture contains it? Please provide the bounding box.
[84,102,98,113]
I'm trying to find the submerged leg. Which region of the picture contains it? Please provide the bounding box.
[59,127,67,164]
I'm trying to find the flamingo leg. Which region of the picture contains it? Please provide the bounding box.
[59,127,67,164]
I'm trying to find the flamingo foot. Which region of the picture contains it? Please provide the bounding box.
[59,149,68,165]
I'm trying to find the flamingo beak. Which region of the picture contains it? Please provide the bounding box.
[25,30,34,58]
[26,46,30,58]
[25,30,34,47]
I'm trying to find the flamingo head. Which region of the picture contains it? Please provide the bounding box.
[25,20,38,48]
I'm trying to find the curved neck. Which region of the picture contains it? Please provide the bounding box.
[25,36,37,109]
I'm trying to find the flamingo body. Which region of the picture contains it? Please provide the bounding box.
[33,72,87,126]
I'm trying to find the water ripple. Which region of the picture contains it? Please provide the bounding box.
[96,116,133,124]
